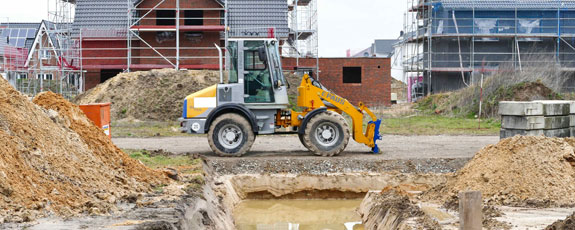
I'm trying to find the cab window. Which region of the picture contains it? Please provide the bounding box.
[244,51,266,70]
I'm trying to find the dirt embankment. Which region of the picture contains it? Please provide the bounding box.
[425,136,575,207]
[546,212,575,230]
[73,69,220,121]
[74,69,304,121]
[0,78,168,223]
[418,81,561,118]
[359,187,440,230]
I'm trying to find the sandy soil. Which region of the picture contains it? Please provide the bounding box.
[113,134,498,159]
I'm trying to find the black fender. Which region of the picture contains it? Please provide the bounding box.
[204,104,259,134]
[298,107,328,135]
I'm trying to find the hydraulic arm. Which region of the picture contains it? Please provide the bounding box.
[293,74,382,153]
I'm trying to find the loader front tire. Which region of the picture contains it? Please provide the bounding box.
[303,111,350,157]
[208,114,255,157]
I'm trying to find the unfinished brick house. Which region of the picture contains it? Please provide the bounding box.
[283,57,392,107]
[0,21,81,95]
[74,0,290,90]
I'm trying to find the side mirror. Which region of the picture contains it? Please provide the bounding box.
[258,47,267,62]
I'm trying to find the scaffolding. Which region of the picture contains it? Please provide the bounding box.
[401,0,575,100]
[46,0,83,98]
[125,0,227,71]
[285,0,319,76]
[0,0,83,98]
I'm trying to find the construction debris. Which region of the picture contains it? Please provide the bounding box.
[73,69,220,121]
[0,78,168,223]
[426,136,575,207]
[359,186,429,230]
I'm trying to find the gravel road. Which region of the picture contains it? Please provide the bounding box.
[113,134,499,160]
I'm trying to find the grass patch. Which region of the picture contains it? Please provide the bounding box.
[380,115,500,135]
[125,149,201,169]
[112,121,189,138]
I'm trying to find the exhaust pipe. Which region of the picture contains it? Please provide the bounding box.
[214,44,223,84]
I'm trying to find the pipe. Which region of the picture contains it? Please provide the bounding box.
[215,43,223,83]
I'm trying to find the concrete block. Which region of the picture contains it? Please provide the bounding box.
[501,115,570,130]
[571,115,575,127]
[499,101,570,116]
[571,127,575,137]
[500,128,571,139]
[533,100,575,114]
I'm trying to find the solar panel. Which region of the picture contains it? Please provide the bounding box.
[18,29,27,37]
[10,29,18,37]
[16,38,25,47]
[27,29,36,37]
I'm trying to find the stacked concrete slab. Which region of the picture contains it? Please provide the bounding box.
[499,101,571,139]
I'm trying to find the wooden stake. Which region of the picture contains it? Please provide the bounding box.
[459,191,482,230]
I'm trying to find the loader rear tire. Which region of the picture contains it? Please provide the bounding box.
[302,111,350,157]
[208,114,255,157]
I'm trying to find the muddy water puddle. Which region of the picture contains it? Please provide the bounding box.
[234,199,365,230]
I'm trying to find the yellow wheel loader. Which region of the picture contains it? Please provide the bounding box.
[179,38,382,157]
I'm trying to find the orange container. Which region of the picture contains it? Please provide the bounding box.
[79,103,112,138]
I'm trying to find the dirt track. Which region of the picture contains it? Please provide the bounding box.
[113,134,498,159]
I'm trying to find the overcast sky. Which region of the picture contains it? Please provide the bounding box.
[0,0,405,57]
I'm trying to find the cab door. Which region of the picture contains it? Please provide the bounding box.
[243,41,275,103]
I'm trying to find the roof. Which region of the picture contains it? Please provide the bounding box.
[374,39,399,57]
[72,0,136,36]
[351,47,373,58]
[439,0,575,9]
[227,0,289,38]
[0,23,40,52]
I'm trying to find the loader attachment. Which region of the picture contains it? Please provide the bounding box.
[296,74,383,153]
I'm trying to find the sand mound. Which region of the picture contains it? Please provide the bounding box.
[427,136,575,207]
[0,78,168,223]
[546,212,575,230]
[73,69,220,121]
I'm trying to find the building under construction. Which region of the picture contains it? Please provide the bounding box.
[402,0,575,98]
[0,0,318,93]
[0,0,82,98]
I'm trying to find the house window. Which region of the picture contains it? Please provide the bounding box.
[156,31,176,43]
[41,50,51,59]
[184,10,203,26]
[343,67,362,84]
[17,73,28,79]
[156,10,176,26]
[220,11,225,25]
[37,73,53,80]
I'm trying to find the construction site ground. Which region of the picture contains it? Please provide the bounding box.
[113,134,498,160]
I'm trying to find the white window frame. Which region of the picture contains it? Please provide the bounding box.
[41,49,52,60]
[36,73,53,80]
[17,73,28,80]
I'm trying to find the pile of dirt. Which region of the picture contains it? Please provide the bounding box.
[0,78,168,223]
[73,69,220,121]
[546,212,575,230]
[418,81,561,118]
[426,136,575,207]
[391,78,407,102]
[74,69,305,121]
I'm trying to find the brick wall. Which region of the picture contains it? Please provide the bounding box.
[84,70,101,90]
[82,40,127,66]
[283,57,391,107]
